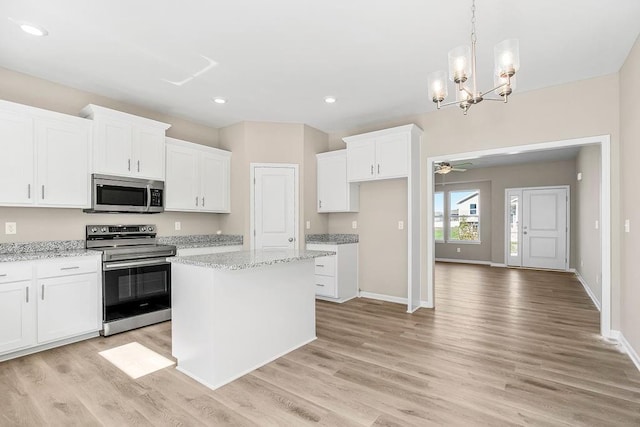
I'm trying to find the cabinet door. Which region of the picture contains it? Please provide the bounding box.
[375,133,409,179]
[317,154,348,212]
[37,273,99,344]
[0,280,36,354]
[133,126,165,180]
[165,144,199,211]
[200,151,230,213]
[35,117,90,208]
[92,117,133,176]
[346,139,376,182]
[0,109,34,205]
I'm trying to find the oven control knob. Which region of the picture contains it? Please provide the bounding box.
[141,227,146,232]
[91,227,98,233]
[147,226,154,232]
[101,227,107,233]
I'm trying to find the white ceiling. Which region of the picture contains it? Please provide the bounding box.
[1,1,639,133]
[441,146,583,171]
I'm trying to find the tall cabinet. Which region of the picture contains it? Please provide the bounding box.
[317,150,359,213]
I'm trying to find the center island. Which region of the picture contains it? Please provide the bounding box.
[168,248,334,390]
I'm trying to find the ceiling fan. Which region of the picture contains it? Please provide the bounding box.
[434,162,472,174]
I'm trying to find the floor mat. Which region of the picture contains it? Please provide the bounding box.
[99,342,175,379]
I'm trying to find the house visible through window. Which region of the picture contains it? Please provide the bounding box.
[448,190,480,242]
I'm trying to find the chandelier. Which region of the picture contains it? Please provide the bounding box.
[427,0,520,114]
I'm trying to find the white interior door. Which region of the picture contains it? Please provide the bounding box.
[253,165,297,250]
[521,187,568,270]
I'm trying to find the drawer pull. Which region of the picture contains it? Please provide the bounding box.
[41,284,45,300]
[60,266,80,271]
[316,264,325,267]
[0,273,7,277]
[316,284,325,287]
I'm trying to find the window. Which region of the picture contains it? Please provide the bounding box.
[434,192,444,241]
[448,190,480,242]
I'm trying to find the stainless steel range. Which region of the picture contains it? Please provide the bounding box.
[86,224,176,336]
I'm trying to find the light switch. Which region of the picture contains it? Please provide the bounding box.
[398,221,404,230]
[625,219,631,233]
[595,220,599,230]
[456,247,461,253]
[306,220,311,230]
[174,221,181,231]
[577,172,583,181]
[351,220,358,229]
[5,222,16,235]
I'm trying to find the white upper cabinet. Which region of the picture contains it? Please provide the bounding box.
[165,137,231,213]
[317,150,359,213]
[0,100,91,208]
[81,105,170,180]
[345,124,420,182]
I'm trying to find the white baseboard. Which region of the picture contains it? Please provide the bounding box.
[574,271,602,312]
[435,258,492,266]
[359,291,407,305]
[610,329,621,340]
[420,300,434,308]
[490,263,507,268]
[618,332,640,372]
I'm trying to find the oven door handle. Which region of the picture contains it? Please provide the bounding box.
[103,258,170,270]
[146,184,151,212]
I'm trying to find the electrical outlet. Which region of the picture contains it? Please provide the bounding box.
[398,221,404,230]
[456,247,461,253]
[306,220,311,230]
[595,220,599,230]
[577,172,583,181]
[174,221,181,231]
[581,259,584,267]
[5,222,16,235]
[625,219,631,233]
[351,220,358,229]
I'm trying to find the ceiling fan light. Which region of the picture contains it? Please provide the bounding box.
[427,71,448,103]
[448,45,472,83]
[494,39,520,77]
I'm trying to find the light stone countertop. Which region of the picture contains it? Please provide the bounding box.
[0,240,101,263]
[158,234,243,249]
[305,234,359,245]
[168,249,335,271]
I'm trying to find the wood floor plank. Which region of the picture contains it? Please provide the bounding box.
[0,262,639,426]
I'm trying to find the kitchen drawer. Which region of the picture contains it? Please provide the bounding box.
[314,255,336,276]
[36,257,98,279]
[0,263,32,284]
[314,274,337,298]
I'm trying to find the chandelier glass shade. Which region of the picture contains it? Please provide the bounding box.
[428,0,520,114]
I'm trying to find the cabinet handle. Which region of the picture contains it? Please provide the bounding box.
[316,284,325,287]
[316,264,325,267]
[42,185,45,199]
[370,165,374,175]
[26,286,29,303]
[0,273,7,277]
[41,284,45,301]
[27,184,31,199]
[128,159,131,171]
[137,160,140,172]
[202,197,205,207]
[195,196,199,207]
[319,200,322,209]
[60,266,80,271]
[378,164,380,174]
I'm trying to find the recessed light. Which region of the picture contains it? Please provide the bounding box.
[213,98,227,104]
[324,96,337,104]
[9,18,49,36]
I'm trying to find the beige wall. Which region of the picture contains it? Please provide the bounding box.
[219,121,329,248]
[0,67,224,243]
[620,35,640,357]
[576,145,602,306]
[328,179,408,298]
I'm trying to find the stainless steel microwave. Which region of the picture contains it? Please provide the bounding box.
[84,174,164,213]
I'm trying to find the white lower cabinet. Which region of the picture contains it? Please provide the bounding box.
[0,256,101,360]
[0,263,36,354]
[306,243,358,303]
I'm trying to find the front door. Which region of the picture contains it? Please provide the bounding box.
[253,165,298,250]
[506,186,569,270]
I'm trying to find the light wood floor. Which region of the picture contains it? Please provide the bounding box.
[1,263,639,426]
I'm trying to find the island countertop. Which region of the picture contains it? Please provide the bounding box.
[168,248,334,270]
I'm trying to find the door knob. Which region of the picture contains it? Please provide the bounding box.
[288,237,294,242]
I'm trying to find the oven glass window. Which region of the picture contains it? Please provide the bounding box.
[97,184,146,207]
[137,265,170,297]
